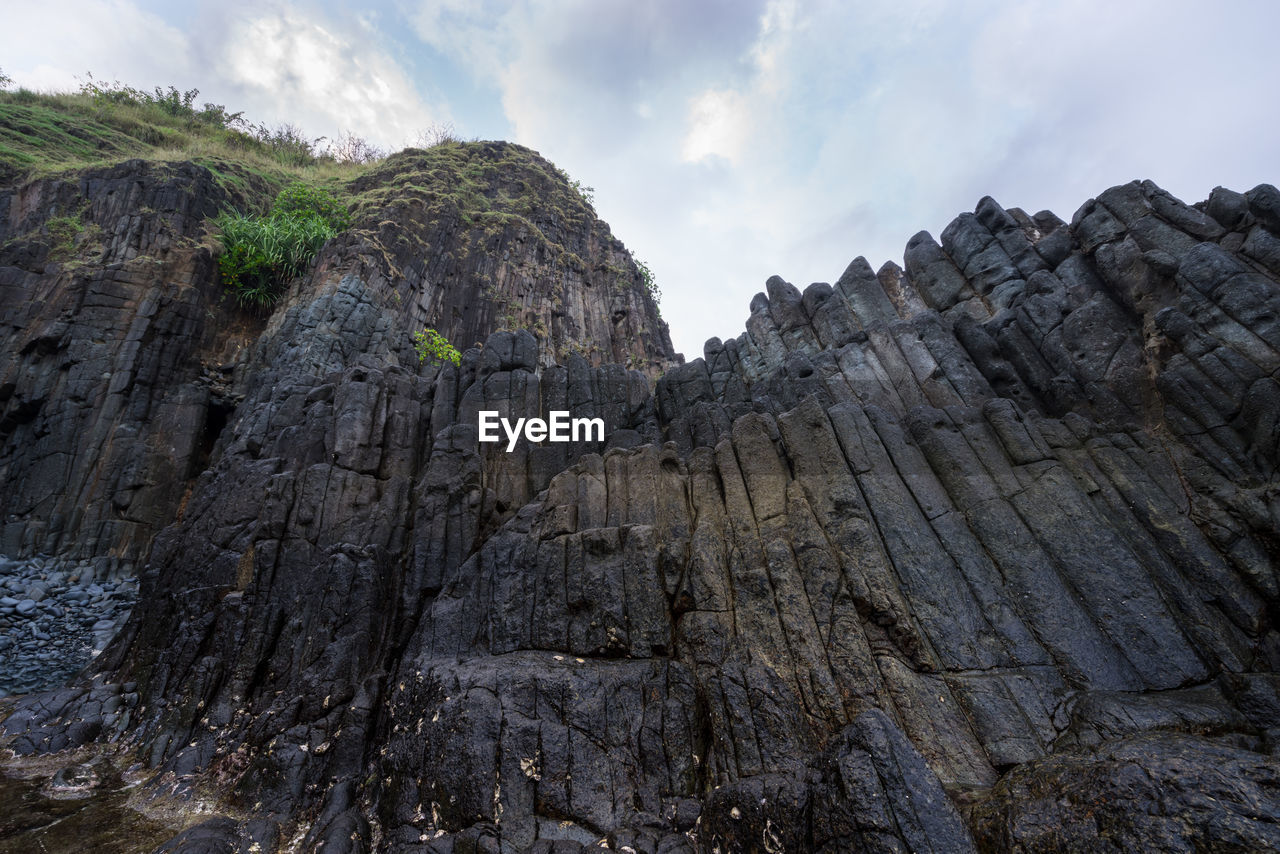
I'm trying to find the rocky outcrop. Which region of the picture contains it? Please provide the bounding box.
[0,159,263,570]
[0,144,676,576]
[2,157,1280,853]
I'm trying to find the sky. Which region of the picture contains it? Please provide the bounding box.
[3,0,1278,358]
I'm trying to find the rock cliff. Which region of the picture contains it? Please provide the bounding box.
[2,137,1279,853]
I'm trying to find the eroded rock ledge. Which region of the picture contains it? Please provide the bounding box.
[2,159,1280,852]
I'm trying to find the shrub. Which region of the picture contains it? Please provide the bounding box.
[216,183,350,308]
[634,256,660,303]
[244,122,320,167]
[0,68,11,90]
[569,178,595,207]
[77,73,245,130]
[412,327,461,366]
[327,131,386,164]
[273,182,352,230]
[414,122,460,148]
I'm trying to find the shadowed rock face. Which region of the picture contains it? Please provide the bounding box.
[2,154,1280,853]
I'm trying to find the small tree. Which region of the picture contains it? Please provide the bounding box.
[0,68,12,90]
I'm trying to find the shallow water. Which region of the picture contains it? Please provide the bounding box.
[0,769,171,854]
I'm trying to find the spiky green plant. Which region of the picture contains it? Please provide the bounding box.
[216,182,349,307]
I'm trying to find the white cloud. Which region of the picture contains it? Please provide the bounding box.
[681,89,752,164]
[0,0,193,91]
[0,1,444,154]
[408,0,510,81]
[214,7,442,150]
[6,0,1279,358]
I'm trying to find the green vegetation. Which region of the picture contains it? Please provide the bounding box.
[412,327,461,366]
[346,143,603,285]
[43,203,100,263]
[0,73,663,333]
[272,182,352,229]
[0,75,381,189]
[216,182,349,307]
[569,178,594,207]
[634,256,660,303]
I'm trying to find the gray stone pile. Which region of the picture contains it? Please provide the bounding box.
[0,555,136,697]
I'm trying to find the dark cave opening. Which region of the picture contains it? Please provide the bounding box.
[194,397,235,476]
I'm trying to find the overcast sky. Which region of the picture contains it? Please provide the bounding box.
[4,0,1278,357]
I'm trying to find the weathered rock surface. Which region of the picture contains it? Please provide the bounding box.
[3,155,1280,852]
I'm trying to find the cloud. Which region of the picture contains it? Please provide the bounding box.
[681,88,752,164]
[5,0,1279,357]
[208,6,443,150]
[0,1,444,153]
[0,0,193,91]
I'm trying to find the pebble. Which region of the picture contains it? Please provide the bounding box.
[0,554,137,698]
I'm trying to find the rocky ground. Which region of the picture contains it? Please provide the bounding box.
[0,556,136,698]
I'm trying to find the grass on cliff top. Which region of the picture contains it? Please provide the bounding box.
[0,87,371,192]
[0,83,603,233]
[346,141,660,306]
[350,141,595,221]
[346,140,602,264]
[0,80,659,309]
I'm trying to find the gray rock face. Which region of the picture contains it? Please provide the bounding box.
[2,166,1280,853]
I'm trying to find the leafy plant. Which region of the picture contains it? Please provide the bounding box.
[0,68,11,90]
[569,178,594,207]
[216,183,350,308]
[550,164,595,208]
[412,327,461,366]
[273,182,352,229]
[634,256,660,303]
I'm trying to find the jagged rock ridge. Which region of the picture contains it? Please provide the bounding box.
[2,150,1279,853]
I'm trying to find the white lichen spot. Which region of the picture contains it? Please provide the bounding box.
[520,757,541,781]
[730,806,741,820]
